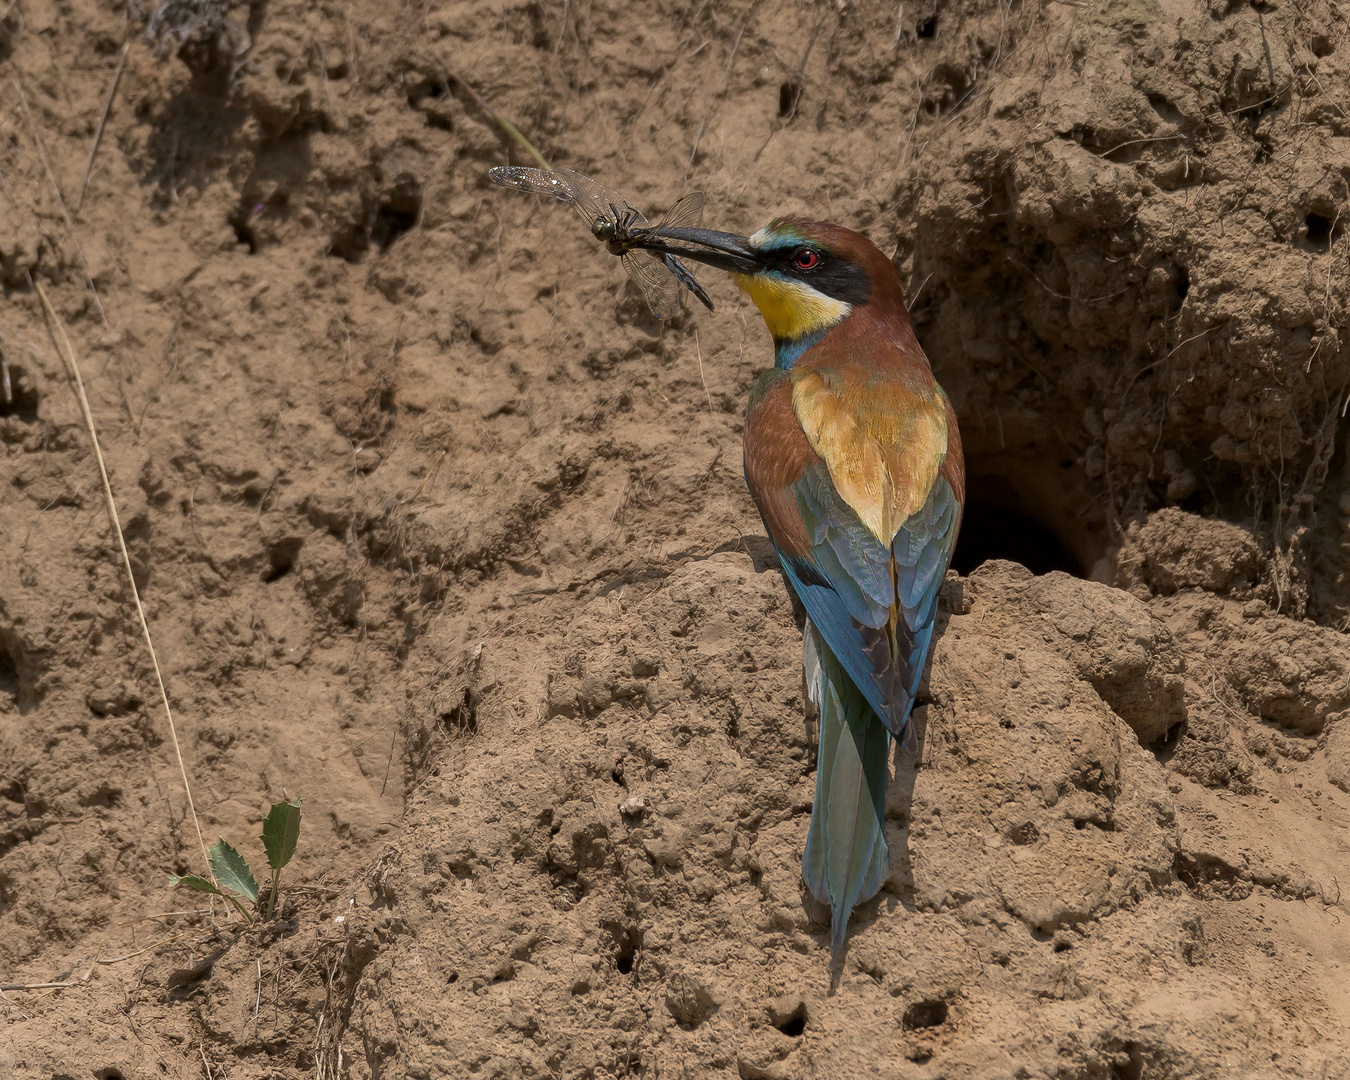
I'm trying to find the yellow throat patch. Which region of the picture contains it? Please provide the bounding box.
[732,272,852,342]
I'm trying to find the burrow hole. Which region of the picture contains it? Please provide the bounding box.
[262,538,303,583]
[1110,1043,1145,1080]
[614,926,642,976]
[952,468,1093,578]
[228,208,259,253]
[371,179,422,252]
[901,998,948,1030]
[1304,212,1344,252]
[0,363,40,424]
[772,1002,807,1037]
[439,687,477,736]
[329,177,424,262]
[0,643,19,709]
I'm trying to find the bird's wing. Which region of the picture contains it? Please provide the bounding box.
[744,365,963,740]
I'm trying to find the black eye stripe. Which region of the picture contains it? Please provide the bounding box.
[760,247,871,306]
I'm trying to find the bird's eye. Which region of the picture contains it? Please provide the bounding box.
[794,249,820,269]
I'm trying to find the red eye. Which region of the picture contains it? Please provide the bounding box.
[794,249,819,269]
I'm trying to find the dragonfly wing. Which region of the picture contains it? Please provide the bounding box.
[562,169,648,231]
[488,166,647,233]
[487,166,578,202]
[664,255,714,311]
[654,191,705,230]
[622,249,681,320]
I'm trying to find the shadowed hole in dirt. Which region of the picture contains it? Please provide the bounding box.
[916,15,935,37]
[1303,212,1342,253]
[0,642,19,709]
[371,181,422,251]
[1109,1042,1145,1080]
[329,177,423,261]
[1174,265,1189,301]
[952,472,1086,577]
[614,926,642,976]
[772,1002,807,1036]
[0,363,39,424]
[262,538,303,582]
[1146,93,1185,126]
[228,208,258,252]
[80,783,122,809]
[439,687,477,735]
[1149,718,1187,764]
[1007,821,1040,845]
[902,999,948,1030]
[405,76,446,109]
[778,80,802,117]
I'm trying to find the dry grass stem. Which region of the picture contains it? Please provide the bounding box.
[0,981,78,991]
[75,41,130,216]
[404,449,448,503]
[95,935,184,964]
[33,279,213,881]
[449,73,550,169]
[694,329,713,415]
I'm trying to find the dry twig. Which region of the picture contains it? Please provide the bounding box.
[33,279,213,881]
[75,41,130,215]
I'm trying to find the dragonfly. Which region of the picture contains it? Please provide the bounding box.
[488,166,714,320]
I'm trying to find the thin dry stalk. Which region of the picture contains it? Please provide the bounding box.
[0,980,78,991]
[75,41,130,216]
[95,934,184,964]
[694,328,713,415]
[33,279,213,881]
[403,449,447,503]
[449,72,549,169]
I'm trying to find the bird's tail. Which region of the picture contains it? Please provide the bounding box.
[800,620,890,983]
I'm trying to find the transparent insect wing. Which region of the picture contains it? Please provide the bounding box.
[487,166,576,202]
[653,191,706,231]
[559,169,647,232]
[622,248,681,320]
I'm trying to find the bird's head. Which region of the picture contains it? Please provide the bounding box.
[646,217,909,366]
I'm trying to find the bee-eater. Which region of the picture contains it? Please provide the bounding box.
[640,219,965,977]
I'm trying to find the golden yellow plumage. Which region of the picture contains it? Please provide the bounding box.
[732,272,853,342]
[790,367,947,546]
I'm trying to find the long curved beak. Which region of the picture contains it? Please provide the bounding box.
[636,227,763,274]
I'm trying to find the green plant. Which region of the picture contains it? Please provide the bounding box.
[170,797,302,924]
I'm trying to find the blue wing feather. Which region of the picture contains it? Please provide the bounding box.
[774,473,959,741]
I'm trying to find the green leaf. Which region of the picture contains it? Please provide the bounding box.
[262,798,302,872]
[168,874,222,895]
[209,839,259,902]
